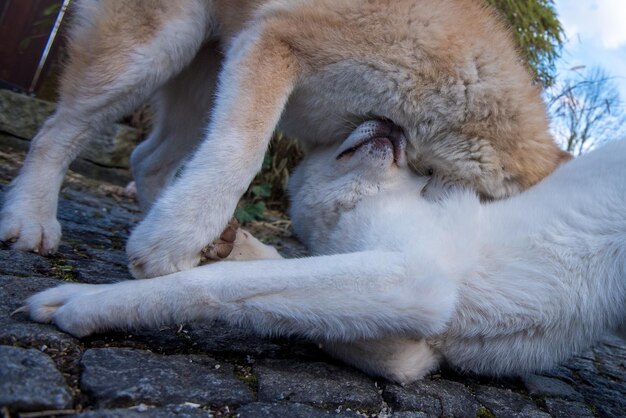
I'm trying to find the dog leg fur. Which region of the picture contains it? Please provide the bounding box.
[0,0,211,253]
[126,27,300,277]
[130,42,221,210]
[26,251,456,341]
[23,224,449,382]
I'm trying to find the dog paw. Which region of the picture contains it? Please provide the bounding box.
[199,218,239,264]
[123,181,138,199]
[0,205,61,255]
[126,217,205,278]
[125,190,237,278]
[25,283,102,336]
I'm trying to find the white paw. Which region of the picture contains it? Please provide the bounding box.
[1,196,61,255]
[379,340,440,385]
[125,176,237,278]
[26,283,102,337]
[126,211,207,278]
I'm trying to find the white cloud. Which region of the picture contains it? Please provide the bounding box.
[557,0,626,49]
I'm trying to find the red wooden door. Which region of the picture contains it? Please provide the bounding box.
[0,0,69,93]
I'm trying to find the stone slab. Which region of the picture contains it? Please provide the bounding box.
[523,374,583,401]
[474,386,550,418]
[0,89,140,170]
[0,345,73,412]
[236,402,361,418]
[0,275,80,353]
[544,399,594,418]
[80,348,254,408]
[255,359,382,410]
[73,404,211,418]
[384,379,479,417]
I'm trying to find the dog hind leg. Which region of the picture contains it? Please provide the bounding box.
[0,0,212,253]
[131,42,221,210]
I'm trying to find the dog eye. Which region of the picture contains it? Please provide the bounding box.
[427,168,434,176]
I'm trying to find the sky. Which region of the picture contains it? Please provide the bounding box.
[554,0,626,98]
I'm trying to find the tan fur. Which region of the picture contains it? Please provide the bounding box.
[210,0,566,198]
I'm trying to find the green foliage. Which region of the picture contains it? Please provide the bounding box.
[484,0,564,86]
[235,201,267,223]
[251,181,272,199]
[235,155,271,223]
[235,135,303,223]
[18,3,62,52]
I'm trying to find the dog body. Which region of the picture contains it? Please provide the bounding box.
[26,123,626,383]
[1,0,568,278]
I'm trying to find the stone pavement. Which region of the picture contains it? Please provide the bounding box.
[1,91,625,417]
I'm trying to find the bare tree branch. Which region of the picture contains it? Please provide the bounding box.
[546,67,626,155]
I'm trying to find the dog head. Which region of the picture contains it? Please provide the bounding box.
[288,120,428,251]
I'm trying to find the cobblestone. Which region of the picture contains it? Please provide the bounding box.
[80,348,254,408]
[236,402,361,417]
[474,386,550,418]
[0,345,73,412]
[255,359,382,410]
[523,374,583,401]
[73,404,212,418]
[543,399,594,418]
[384,379,479,417]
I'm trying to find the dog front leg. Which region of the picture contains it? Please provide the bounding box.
[125,26,301,278]
[0,0,211,254]
[26,251,456,340]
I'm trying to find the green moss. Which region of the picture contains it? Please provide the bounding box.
[233,365,258,396]
[108,235,125,251]
[50,261,79,282]
[476,406,496,418]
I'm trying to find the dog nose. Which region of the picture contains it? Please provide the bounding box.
[388,122,403,140]
[384,122,406,162]
[363,119,404,139]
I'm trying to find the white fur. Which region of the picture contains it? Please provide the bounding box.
[25,124,626,383]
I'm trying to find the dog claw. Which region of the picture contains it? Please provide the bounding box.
[11,306,29,316]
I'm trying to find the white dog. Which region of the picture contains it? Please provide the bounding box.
[0,0,569,279]
[24,121,626,384]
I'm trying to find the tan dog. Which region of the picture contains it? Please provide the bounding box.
[0,0,569,278]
